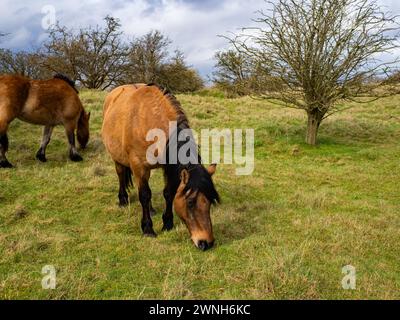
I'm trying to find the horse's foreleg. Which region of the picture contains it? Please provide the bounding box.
[36,126,54,162]
[134,168,157,237]
[0,121,13,168]
[162,183,176,232]
[64,122,83,162]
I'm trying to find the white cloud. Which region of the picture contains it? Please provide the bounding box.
[1,0,399,77]
[5,27,32,49]
[0,0,266,77]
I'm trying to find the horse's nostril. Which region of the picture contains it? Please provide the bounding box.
[197,240,213,251]
[197,240,208,251]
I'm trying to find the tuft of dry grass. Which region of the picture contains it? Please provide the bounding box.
[12,205,30,221]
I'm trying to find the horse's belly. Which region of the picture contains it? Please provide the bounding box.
[104,140,129,166]
[19,104,60,126]
[102,124,130,166]
[17,114,57,126]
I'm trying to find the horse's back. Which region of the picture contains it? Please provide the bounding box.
[103,84,147,116]
[0,74,82,126]
[23,78,82,125]
[102,84,177,168]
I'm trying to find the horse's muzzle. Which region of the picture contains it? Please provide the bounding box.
[196,240,214,251]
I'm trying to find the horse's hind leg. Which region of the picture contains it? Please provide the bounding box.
[0,121,13,168]
[64,122,83,162]
[132,166,157,237]
[115,162,156,212]
[36,126,54,162]
[115,162,130,207]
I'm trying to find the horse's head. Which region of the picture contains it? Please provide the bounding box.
[77,110,91,149]
[173,164,219,251]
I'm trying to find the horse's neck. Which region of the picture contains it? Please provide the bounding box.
[164,118,201,191]
[164,162,201,193]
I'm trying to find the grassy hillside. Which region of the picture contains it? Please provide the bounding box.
[0,90,399,299]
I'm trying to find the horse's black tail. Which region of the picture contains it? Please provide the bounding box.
[124,166,133,191]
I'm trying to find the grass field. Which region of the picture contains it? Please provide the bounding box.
[1,90,399,299]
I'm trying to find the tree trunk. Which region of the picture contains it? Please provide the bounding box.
[306,109,324,145]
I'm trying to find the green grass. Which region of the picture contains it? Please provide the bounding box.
[1,90,399,299]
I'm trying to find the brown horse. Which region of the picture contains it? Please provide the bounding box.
[102,84,220,251]
[0,74,90,168]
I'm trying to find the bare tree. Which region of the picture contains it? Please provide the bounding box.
[0,49,51,78]
[228,0,400,145]
[159,50,204,93]
[120,31,203,92]
[213,50,254,95]
[214,50,252,83]
[123,30,171,84]
[0,31,50,78]
[43,16,129,89]
[213,49,276,96]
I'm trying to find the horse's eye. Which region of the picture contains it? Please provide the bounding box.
[187,199,196,209]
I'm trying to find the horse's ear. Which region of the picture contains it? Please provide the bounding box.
[177,169,190,195]
[176,169,189,195]
[180,169,190,185]
[207,164,217,176]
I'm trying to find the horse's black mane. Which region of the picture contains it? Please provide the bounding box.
[164,139,220,205]
[148,83,220,205]
[53,74,79,93]
[147,83,187,128]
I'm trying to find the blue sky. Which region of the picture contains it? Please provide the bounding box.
[0,0,399,79]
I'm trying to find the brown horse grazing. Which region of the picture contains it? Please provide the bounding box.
[102,84,220,251]
[0,74,90,168]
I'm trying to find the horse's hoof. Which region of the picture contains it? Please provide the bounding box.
[36,152,47,163]
[143,230,157,238]
[162,222,174,232]
[70,154,83,162]
[0,160,13,168]
[118,200,129,208]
